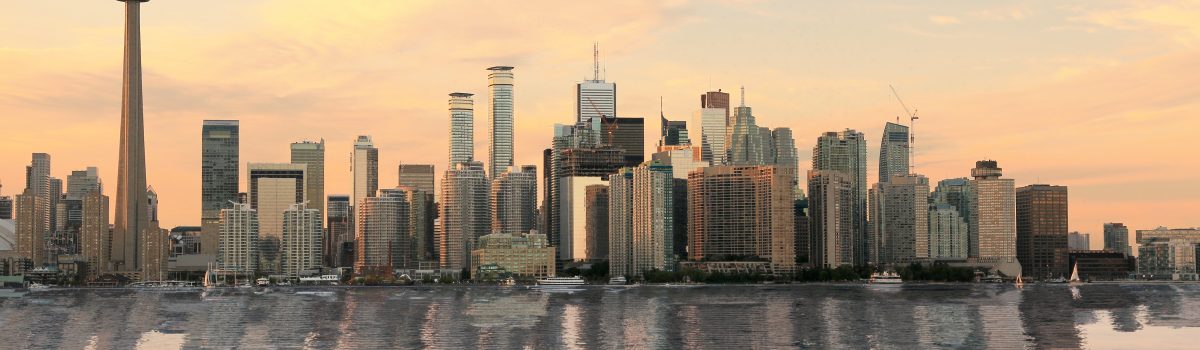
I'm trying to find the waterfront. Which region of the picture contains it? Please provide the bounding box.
[0,284,1197,349]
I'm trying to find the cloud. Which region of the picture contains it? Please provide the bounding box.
[1078,0,1200,46]
[928,15,961,26]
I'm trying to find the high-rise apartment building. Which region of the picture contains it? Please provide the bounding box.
[80,191,110,276]
[114,0,151,277]
[326,195,352,268]
[870,174,930,265]
[878,122,910,183]
[488,67,515,178]
[491,165,538,235]
[812,130,868,265]
[355,188,409,275]
[1103,223,1131,256]
[290,140,325,221]
[352,135,379,209]
[1016,184,1069,279]
[438,161,490,271]
[610,162,676,277]
[66,167,101,199]
[929,203,969,259]
[689,166,796,274]
[970,160,1017,264]
[247,163,307,276]
[449,93,475,165]
[808,170,854,268]
[398,164,436,262]
[218,202,258,275]
[282,202,322,279]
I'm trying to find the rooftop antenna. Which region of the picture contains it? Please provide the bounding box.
[740,85,746,107]
[592,42,600,81]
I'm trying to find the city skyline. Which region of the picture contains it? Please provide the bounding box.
[2,1,1198,247]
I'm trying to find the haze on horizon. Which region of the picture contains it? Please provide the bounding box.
[1,0,1197,249]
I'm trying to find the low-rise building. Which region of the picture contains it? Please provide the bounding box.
[470,231,555,279]
[1069,250,1132,281]
[1136,227,1200,280]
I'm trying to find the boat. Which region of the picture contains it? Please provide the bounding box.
[255,278,271,287]
[1046,276,1069,284]
[499,277,516,286]
[535,276,585,287]
[28,283,51,291]
[608,276,627,285]
[1069,263,1083,284]
[868,271,903,284]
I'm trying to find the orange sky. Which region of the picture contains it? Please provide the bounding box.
[2,1,1198,249]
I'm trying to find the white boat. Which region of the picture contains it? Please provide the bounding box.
[499,277,517,286]
[535,276,585,287]
[608,276,627,285]
[1069,263,1083,284]
[28,283,51,291]
[868,271,903,284]
[255,278,271,287]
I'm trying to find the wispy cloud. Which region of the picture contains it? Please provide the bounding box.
[928,15,961,25]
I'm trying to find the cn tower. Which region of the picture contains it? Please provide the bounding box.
[113,0,150,273]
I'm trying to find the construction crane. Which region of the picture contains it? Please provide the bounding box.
[585,96,617,146]
[889,85,920,174]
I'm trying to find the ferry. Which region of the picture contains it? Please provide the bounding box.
[608,276,627,285]
[499,277,517,286]
[255,278,271,287]
[868,271,903,284]
[535,276,585,287]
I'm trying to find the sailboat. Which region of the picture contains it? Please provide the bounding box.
[1068,263,1082,284]
[1015,273,1024,288]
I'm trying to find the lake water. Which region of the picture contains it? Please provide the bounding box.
[1,283,1197,349]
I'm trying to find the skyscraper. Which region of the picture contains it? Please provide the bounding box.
[812,130,868,266]
[577,44,616,126]
[438,161,490,271]
[398,163,436,262]
[66,167,101,199]
[488,67,515,179]
[352,135,379,209]
[218,202,259,275]
[601,117,645,166]
[584,184,609,261]
[16,154,53,267]
[290,139,325,221]
[326,195,352,268]
[659,115,689,148]
[1067,232,1090,250]
[201,120,238,259]
[969,160,1017,264]
[694,107,728,165]
[1016,184,1069,279]
[689,166,796,274]
[80,191,110,276]
[770,128,800,198]
[114,0,151,275]
[247,163,307,276]
[929,203,969,259]
[700,90,730,119]
[490,165,538,235]
[870,174,930,265]
[398,164,436,194]
[808,170,854,268]
[878,122,910,183]
[545,123,625,262]
[726,93,765,165]
[282,202,322,279]
[1103,223,1131,256]
[449,93,475,165]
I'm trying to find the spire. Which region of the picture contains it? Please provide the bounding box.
[739,85,746,107]
[593,42,600,81]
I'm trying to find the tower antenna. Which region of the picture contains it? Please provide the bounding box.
[593,42,599,81]
[740,85,745,107]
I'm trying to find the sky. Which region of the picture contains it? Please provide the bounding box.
[1,0,1198,249]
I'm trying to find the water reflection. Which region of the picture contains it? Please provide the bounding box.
[1,284,1199,349]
